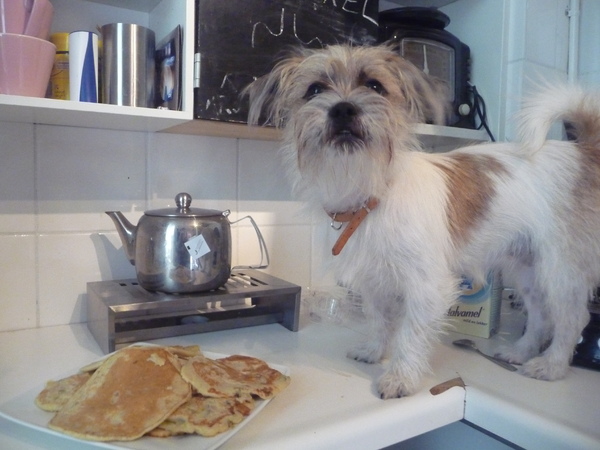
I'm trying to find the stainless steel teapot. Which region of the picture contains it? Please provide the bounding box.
[106,192,268,293]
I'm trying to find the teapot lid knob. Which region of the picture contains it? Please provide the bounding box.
[175,192,192,211]
[146,193,221,217]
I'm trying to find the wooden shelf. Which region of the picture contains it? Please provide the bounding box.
[382,0,459,8]
[163,120,488,149]
[415,124,489,150]
[162,120,279,140]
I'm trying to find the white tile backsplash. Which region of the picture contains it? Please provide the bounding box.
[148,133,238,210]
[236,223,312,289]
[36,125,147,232]
[0,122,35,233]
[0,235,36,331]
[37,232,136,327]
[0,123,316,332]
[237,139,309,226]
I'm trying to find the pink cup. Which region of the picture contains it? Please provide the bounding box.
[23,0,53,40]
[0,32,56,97]
[0,0,54,40]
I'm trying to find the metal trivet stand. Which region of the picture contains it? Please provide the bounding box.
[87,269,301,353]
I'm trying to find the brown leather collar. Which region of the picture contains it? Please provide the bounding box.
[326,197,379,256]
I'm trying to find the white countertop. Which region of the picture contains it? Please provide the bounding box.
[0,308,598,449]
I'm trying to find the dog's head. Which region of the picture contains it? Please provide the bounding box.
[245,44,450,209]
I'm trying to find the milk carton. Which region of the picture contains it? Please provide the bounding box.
[447,273,502,338]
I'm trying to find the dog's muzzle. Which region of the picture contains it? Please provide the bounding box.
[328,101,363,144]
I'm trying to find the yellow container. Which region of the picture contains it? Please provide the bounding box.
[49,33,69,100]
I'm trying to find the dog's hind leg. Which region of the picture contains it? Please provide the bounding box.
[520,281,590,380]
[495,264,553,364]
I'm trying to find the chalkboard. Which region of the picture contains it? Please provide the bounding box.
[194,0,379,123]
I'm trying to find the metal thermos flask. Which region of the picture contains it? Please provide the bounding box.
[101,23,155,108]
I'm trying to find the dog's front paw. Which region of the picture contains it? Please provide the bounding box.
[377,371,417,399]
[519,356,569,381]
[347,342,384,364]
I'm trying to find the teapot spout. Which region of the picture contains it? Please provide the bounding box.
[105,211,137,265]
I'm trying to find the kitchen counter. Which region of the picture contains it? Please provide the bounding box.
[0,308,598,449]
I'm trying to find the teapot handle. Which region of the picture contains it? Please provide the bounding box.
[230,215,270,270]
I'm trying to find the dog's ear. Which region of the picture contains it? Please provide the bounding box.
[244,49,307,127]
[418,75,452,125]
[244,71,281,127]
[384,47,451,125]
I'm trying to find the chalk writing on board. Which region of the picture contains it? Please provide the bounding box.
[194,0,379,122]
[340,0,378,25]
[252,8,325,48]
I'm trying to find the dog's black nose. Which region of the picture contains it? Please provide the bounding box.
[329,102,358,125]
[328,102,363,144]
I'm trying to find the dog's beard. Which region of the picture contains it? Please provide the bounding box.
[296,145,386,211]
[285,92,416,211]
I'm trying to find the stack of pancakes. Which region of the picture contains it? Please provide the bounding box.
[35,345,290,441]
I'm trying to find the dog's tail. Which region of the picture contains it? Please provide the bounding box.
[517,84,600,153]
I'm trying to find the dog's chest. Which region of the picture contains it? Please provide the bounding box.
[330,207,451,287]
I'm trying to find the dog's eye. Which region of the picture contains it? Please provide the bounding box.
[304,83,326,100]
[365,79,385,95]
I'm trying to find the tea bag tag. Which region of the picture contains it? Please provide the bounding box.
[185,235,211,259]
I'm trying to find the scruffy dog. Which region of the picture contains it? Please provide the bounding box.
[245,44,600,399]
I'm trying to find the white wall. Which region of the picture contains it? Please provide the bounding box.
[579,0,600,86]
[441,0,570,141]
[441,0,510,140]
[383,0,570,141]
[503,0,570,140]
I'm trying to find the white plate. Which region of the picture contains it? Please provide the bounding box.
[0,343,290,449]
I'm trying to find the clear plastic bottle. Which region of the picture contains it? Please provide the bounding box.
[49,33,69,100]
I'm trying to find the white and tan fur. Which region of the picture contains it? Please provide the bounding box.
[245,44,600,398]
